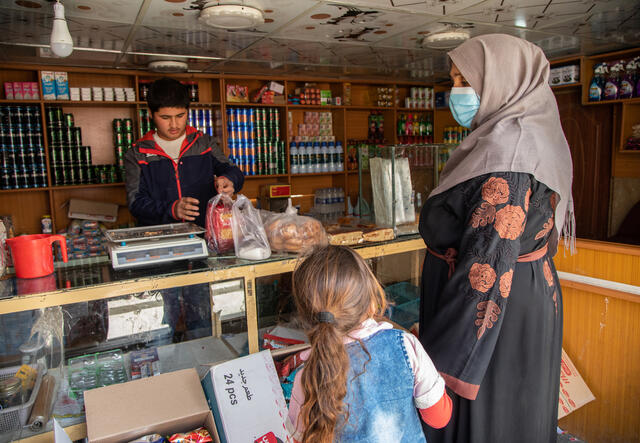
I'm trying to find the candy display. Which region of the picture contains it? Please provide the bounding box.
[168,427,213,443]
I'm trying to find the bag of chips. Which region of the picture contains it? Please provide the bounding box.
[205,193,234,254]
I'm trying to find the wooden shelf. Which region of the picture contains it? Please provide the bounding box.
[618,150,640,154]
[291,171,346,177]
[50,182,124,190]
[551,83,581,90]
[345,105,394,111]
[228,102,286,108]
[0,187,48,193]
[583,97,640,106]
[244,174,288,179]
[287,104,343,109]
[397,108,434,112]
[0,99,41,104]
[43,100,137,106]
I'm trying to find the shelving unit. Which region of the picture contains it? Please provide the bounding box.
[0,64,447,235]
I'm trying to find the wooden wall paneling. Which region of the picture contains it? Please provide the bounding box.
[433,109,456,143]
[241,176,289,207]
[61,105,137,165]
[554,240,640,443]
[554,88,612,240]
[347,173,359,210]
[345,109,370,140]
[613,103,640,177]
[290,175,333,213]
[0,190,50,234]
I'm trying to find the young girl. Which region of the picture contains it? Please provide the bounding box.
[286,245,452,443]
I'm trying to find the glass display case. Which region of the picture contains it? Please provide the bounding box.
[0,236,425,442]
[356,143,457,233]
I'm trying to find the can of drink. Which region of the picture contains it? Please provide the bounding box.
[0,168,10,189]
[12,129,24,148]
[64,113,74,128]
[73,127,82,146]
[45,107,56,125]
[54,107,63,123]
[123,118,133,132]
[113,131,124,145]
[112,118,123,133]
[110,165,118,183]
[82,146,92,165]
[76,165,85,184]
[62,127,73,145]
[197,109,205,128]
[84,164,94,184]
[124,131,133,146]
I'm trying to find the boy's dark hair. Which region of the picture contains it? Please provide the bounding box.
[147,77,190,113]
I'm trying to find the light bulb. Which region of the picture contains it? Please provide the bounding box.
[50,1,73,57]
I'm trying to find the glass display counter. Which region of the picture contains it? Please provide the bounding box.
[0,236,425,442]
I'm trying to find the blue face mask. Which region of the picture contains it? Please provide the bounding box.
[449,86,480,129]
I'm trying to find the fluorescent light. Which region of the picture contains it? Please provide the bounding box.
[50,1,73,57]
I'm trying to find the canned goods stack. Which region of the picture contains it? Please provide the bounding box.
[443,126,470,144]
[0,105,47,190]
[46,106,94,186]
[405,87,434,109]
[188,108,217,137]
[112,118,134,177]
[138,109,154,138]
[226,107,285,176]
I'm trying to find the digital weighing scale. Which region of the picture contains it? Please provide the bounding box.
[105,223,208,270]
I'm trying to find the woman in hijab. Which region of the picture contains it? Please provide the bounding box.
[418,34,574,442]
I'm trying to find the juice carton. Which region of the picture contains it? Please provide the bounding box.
[54,71,70,100]
[41,71,56,100]
[12,82,24,100]
[3,82,14,100]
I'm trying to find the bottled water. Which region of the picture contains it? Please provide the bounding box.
[290,142,299,175]
[300,142,309,174]
[312,142,321,173]
[336,141,344,171]
[320,142,329,173]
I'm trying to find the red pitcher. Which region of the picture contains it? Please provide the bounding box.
[6,234,68,279]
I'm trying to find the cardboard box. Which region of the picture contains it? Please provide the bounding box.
[85,368,219,443]
[54,71,70,100]
[3,82,14,100]
[68,199,118,222]
[41,71,56,100]
[267,81,284,95]
[201,351,293,443]
[12,81,24,100]
[558,348,595,419]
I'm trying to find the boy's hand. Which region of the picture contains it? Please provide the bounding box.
[215,175,234,196]
[175,196,200,221]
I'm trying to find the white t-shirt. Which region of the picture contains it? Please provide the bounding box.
[153,133,186,161]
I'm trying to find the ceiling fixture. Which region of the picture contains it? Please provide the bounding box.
[422,29,470,50]
[147,60,189,73]
[199,1,264,30]
[50,0,73,57]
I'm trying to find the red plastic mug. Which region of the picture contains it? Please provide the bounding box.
[6,234,68,279]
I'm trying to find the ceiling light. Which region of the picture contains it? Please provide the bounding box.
[199,1,264,30]
[148,60,189,73]
[50,0,73,57]
[422,30,470,50]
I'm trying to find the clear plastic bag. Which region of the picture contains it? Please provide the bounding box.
[263,199,327,253]
[205,193,235,254]
[231,195,271,260]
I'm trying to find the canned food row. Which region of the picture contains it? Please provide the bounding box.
[1,146,46,168]
[0,105,42,127]
[0,167,47,190]
[226,107,279,125]
[49,145,92,167]
[0,128,44,148]
[51,164,124,186]
[112,118,134,133]
[227,124,280,142]
[48,126,83,147]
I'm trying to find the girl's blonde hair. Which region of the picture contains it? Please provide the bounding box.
[291,245,387,443]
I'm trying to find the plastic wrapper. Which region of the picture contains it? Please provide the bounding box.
[128,434,166,443]
[263,200,327,253]
[231,195,271,260]
[168,427,213,443]
[205,193,234,254]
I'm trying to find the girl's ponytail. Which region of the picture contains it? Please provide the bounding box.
[292,246,387,443]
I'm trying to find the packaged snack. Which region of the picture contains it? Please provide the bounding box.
[168,427,213,443]
[231,195,271,260]
[262,200,327,253]
[205,193,234,254]
[128,434,166,443]
[130,348,160,379]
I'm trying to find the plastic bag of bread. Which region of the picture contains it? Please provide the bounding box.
[231,195,271,260]
[205,193,234,254]
[263,199,327,253]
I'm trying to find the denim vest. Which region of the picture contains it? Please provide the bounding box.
[336,329,426,443]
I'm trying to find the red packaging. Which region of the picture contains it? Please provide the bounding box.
[12,82,23,100]
[168,427,212,443]
[4,82,14,100]
[205,193,234,254]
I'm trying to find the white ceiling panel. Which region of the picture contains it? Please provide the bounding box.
[330,0,487,17]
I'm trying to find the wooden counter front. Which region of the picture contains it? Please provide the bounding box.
[554,239,640,443]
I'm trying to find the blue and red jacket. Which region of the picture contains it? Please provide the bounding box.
[124,126,244,227]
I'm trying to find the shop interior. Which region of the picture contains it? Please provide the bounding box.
[0,0,639,442]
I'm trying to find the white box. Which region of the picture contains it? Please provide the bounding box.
[54,72,69,100]
[41,71,56,100]
[201,351,293,443]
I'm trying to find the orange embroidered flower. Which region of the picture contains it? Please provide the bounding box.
[481,177,510,205]
[470,201,496,228]
[543,260,554,286]
[499,269,514,298]
[553,290,558,316]
[469,263,497,293]
[524,188,532,212]
[475,300,501,339]
[494,205,526,240]
[535,217,554,240]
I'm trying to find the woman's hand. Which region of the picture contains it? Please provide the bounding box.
[215,175,235,196]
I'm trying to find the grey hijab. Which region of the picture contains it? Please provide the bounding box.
[430,34,575,255]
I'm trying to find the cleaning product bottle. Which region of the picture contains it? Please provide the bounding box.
[604,61,622,100]
[620,59,635,99]
[589,63,606,101]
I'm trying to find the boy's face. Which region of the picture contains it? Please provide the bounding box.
[152,107,188,141]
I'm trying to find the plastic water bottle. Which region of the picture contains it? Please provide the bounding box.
[338,188,345,215]
[312,142,321,173]
[320,142,329,173]
[327,141,336,172]
[299,142,309,174]
[290,142,299,175]
[336,141,344,171]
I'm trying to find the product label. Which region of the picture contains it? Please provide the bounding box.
[619,80,633,98]
[603,82,618,100]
